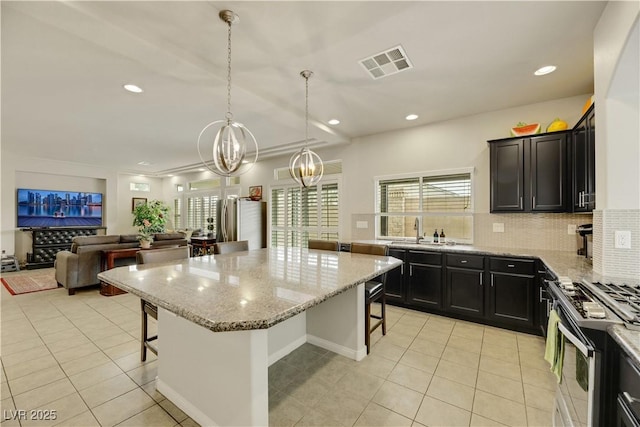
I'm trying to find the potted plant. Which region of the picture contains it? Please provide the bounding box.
[132,200,170,248]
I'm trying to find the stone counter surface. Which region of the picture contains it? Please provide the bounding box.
[609,324,640,367]
[98,247,401,333]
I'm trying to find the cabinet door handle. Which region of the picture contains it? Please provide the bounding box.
[460,260,468,264]
[580,191,585,207]
[507,264,515,268]
[409,265,413,276]
[480,273,483,286]
[401,264,404,275]
[520,197,523,209]
[491,273,494,287]
[539,287,543,302]
[532,196,536,208]
[547,300,552,317]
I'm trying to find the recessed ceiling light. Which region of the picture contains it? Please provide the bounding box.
[137,161,151,166]
[328,119,340,125]
[124,84,143,93]
[198,168,206,172]
[405,114,418,121]
[534,65,557,76]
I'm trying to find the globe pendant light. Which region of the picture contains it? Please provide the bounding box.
[197,10,258,177]
[289,70,323,187]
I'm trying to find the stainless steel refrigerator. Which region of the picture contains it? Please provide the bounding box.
[216,198,267,250]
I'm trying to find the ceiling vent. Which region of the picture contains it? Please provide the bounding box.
[359,45,412,79]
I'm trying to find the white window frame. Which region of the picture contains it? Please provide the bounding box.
[269,178,341,248]
[374,167,474,243]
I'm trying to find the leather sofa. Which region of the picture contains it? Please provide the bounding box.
[55,233,188,295]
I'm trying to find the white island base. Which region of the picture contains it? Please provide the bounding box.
[156,284,365,426]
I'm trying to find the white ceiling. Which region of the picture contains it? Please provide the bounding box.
[1,1,607,176]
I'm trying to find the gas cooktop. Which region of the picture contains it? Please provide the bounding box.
[582,281,640,330]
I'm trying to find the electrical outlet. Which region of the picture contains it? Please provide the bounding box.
[493,223,504,233]
[615,230,631,249]
[356,221,368,229]
[568,224,577,235]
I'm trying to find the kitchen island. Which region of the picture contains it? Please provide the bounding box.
[98,247,401,426]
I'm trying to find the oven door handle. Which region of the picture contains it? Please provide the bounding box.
[558,322,594,357]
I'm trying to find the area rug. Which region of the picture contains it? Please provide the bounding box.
[1,273,59,295]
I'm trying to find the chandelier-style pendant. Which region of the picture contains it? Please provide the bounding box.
[197,10,258,177]
[289,70,324,187]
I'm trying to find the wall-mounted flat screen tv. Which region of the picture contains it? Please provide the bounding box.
[17,188,103,228]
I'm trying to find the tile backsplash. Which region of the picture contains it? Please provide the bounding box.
[474,213,592,251]
[593,209,640,280]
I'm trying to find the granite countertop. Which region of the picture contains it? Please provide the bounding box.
[609,324,640,366]
[97,247,402,333]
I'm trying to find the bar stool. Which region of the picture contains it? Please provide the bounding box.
[350,243,388,354]
[136,246,190,361]
[308,239,339,251]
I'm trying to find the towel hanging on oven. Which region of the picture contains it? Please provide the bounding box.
[544,309,565,382]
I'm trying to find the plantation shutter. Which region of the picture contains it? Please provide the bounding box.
[173,198,182,229]
[271,188,285,247]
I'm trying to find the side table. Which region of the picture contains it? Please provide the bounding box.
[100,247,141,296]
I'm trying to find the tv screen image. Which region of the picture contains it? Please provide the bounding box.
[17,188,103,228]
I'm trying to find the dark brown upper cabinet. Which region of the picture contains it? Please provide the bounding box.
[571,104,595,212]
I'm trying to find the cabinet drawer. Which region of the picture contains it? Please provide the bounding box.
[490,257,535,275]
[407,250,442,265]
[446,254,484,269]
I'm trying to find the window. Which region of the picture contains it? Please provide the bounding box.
[186,193,219,234]
[376,169,473,243]
[271,181,339,248]
[173,198,182,229]
[130,182,150,192]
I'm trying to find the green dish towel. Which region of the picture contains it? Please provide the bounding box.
[544,309,565,383]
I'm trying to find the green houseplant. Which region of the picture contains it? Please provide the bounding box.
[132,200,170,246]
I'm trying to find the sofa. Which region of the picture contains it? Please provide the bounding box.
[55,233,188,295]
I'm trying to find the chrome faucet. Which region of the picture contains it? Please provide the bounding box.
[414,217,423,244]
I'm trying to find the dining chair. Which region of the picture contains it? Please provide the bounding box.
[350,242,388,354]
[308,239,339,251]
[136,246,190,361]
[214,240,249,255]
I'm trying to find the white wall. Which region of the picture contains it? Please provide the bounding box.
[118,173,165,235]
[594,3,640,210]
[215,94,589,241]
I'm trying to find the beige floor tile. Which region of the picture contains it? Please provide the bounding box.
[78,373,138,408]
[141,379,166,403]
[94,333,137,351]
[116,404,178,427]
[46,335,93,354]
[333,371,385,401]
[102,339,141,360]
[482,333,519,351]
[372,381,423,419]
[398,350,439,374]
[269,361,303,391]
[354,402,413,427]
[387,363,432,394]
[519,350,549,371]
[434,359,478,387]
[281,375,332,407]
[526,404,553,427]
[469,413,507,426]
[481,342,520,364]
[8,365,66,396]
[91,388,155,427]
[476,370,524,403]
[68,361,123,391]
[1,337,45,357]
[22,392,88,427]
[472,390,527,426]
[426,375,475,411]
[1,381,11,399]
[452,322,485,340]
[13,378,76,412]
[1,345,51,367]
[479,354,522,381]
[313,389,369,426]
[416,328,451,344]
[295,407,343,426]
[53,410,101,427]
[414,395,471,427]
[447,335,483,353]
[353,354,396,379]
[159,398,188,423]
[52,342,101,364]
[269,391,308,427]
[521,366,557,391]
[523,383,556,411]
[383,330,416,348]
[126,360,158,386]
[441,346,480,369]
[58,351,111,377]
[372,340,407,362]
[114,351,158,373]
[409,337,446,358]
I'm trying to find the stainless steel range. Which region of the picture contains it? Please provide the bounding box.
[545,276,640,427]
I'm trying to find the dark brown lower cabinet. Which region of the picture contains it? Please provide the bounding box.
[408,263,443,309]
[445,267,485,317]
[385,248,406,304]
[487,272,535,327]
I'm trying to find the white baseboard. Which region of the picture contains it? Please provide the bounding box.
[157,378,218,427]
[307,334,367,361]
[268,335,307,366]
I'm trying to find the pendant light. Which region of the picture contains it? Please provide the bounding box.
[289,70,324,187]
[197,10,258,177]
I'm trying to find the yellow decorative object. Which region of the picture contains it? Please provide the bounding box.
[582,95,594,114]
[547,118,568,132]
